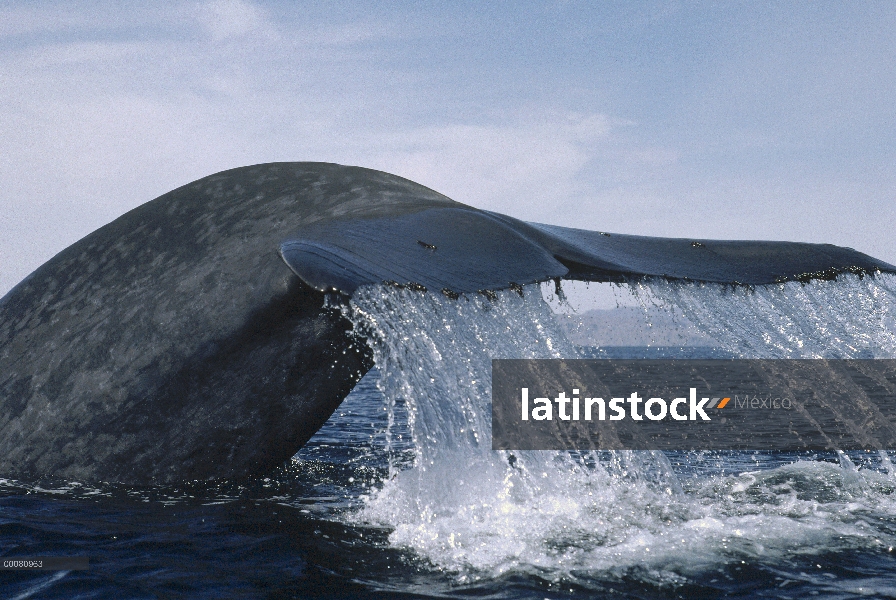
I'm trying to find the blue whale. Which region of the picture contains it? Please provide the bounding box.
[1,162,893,484]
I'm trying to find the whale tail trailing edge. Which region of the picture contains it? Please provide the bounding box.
[280,205,896,295]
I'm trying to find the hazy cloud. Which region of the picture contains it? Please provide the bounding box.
[1,2,893,294]
[195,0,275,41]
[367,112,613,215]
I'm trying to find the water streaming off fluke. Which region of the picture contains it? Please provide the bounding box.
[344,275,896,584]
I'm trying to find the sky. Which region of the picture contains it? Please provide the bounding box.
[1,1,894,295]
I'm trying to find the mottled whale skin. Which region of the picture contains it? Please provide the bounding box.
[1,162,894,484]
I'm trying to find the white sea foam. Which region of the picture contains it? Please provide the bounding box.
[345,277,896,583]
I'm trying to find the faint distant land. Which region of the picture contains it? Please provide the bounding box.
[556,306,716,347]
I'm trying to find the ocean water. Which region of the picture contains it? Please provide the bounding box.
[3,275,896,599]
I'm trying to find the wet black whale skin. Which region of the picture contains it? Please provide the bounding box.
[0,162,446,484]
[1,162,894,484]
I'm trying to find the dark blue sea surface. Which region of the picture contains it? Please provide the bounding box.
[4,354,896,599]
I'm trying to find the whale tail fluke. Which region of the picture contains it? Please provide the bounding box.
[280,206,896,295]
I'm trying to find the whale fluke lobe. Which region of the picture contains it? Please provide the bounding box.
[282,205,896,294]
[1,162,894,484]
[279,207,567,295]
